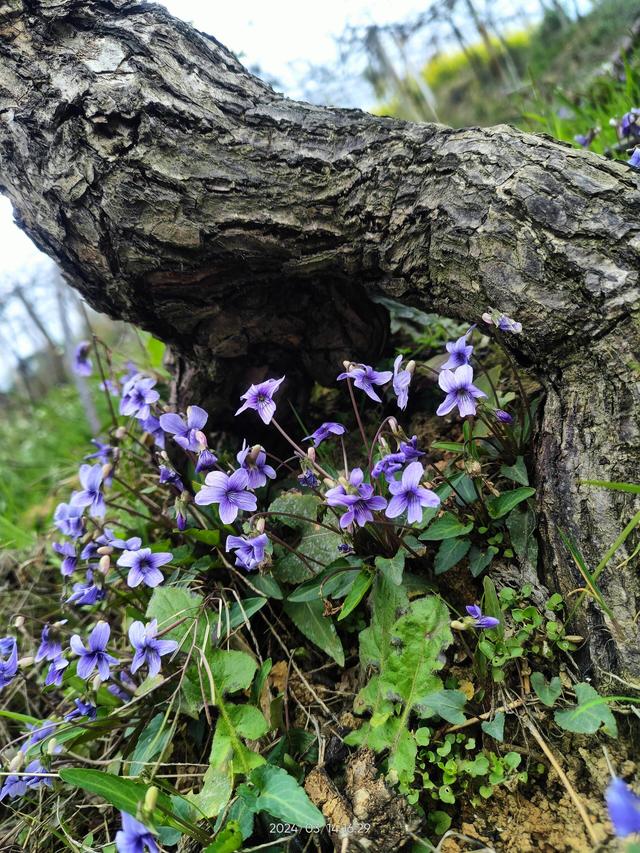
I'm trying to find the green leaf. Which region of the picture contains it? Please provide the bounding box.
[500,456,529,486]
[59,769,179,828]
[481,711,505,741]
[226,597,268,632]
[183,528,221,546]
[375,551,405,585]
[418,689,467,724]
[268,492,343,583]
[580,480,640,494]
[209,650,258,695]
[358,574,409,670]
[554,683,618,736]
[188,766,234,819]
[286,560,360,602]
[129,713,172,776]
[530,672,562,707]
[487,487,535,519]
[431,441,465,453]
[203,821,243,853]
[250,765,325,828]
[434,537,471,574]
[338,569,373,620]
[506,506,538,567]
[468,545,498,578]
[146,586,212,647]
[420,512,474,541]
[146,335,166,369]
[248,574,283,600]
[283,599,344,666]
[355,595,454,784]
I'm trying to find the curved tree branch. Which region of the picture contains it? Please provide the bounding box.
[0,0,638,681]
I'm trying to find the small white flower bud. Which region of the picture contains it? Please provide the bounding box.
[9,752,24,772]
[101,463,113,480]
[388,417,399,435]
[144,786,159,813]
[114,426,127,440]
[13,616,24,629]
[98,555,111,575]
[92,674,102,692]
[96,546,113,556]
[307,447,316,462]
[255,518,265,534]
[18,656,34,667]
[407,360,416,374]
[47,738,58,756]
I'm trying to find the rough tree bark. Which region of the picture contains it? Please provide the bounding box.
[0,0,638,682]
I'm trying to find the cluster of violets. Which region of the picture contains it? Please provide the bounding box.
[4,312,638,845]
[574,106,640,168]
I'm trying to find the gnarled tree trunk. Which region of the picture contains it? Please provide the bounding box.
[0,0,638,682]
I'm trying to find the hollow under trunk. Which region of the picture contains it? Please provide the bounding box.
[0,0,638,683]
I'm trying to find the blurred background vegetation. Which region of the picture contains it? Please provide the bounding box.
[1,0,638,545]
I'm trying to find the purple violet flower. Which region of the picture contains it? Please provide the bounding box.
[70,622,118,681]
[621,109,640,138]
[66,569,105,606]
[0,759,51,801]
[235,377,285,424]
[139,415,165,449]
[495,409,514,424]
[53,501,85,539]
[194,468,257,524]
[326,468,387,529]
[0,638,18,690]
[236,442,276,489]
[21,721,57,752]
[226,533,269,571]
[400,436,424,462]
[45,655,69,687]
[437,365,487,418]
[108,671,136,702]
[119,373,160,420]
[159,405,208,451]
[441,331,474,371]
[337,363,393,403]
[64,698,97,722]
[298,470,319,489]
[466,605,500,630]
[159,465,184,492]
[371,452,406,480]
[117,548,172,589]
[85,439,114,466]
[304,422,346,447]
[629,148,640,169]
[100,378,119,396]
[72,341,93,377]
[71,463,106,518]
[195,448,218,473]
[393,356,412,410]
[53,541,78,576]
[385,461,440,524]
[482,310,522,334]
[115,812,159,853]
[35,625,61,663]
[129,620,178,679]
[606,777,640,837]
